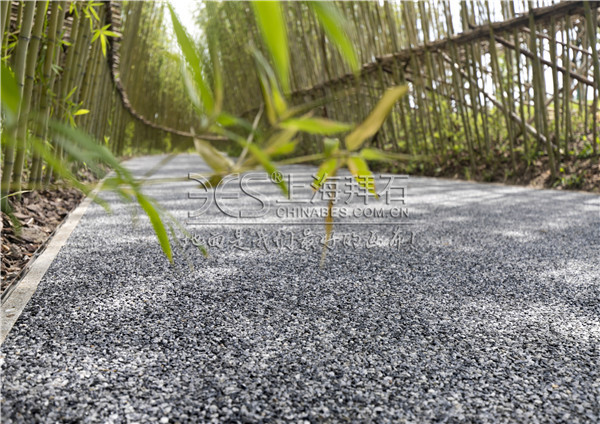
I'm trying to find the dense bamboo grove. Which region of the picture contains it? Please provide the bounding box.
[1,0,599,208]
[0,1,196,205]
[198,1,600,181]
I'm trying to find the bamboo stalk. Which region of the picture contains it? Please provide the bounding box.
[44,5,83,185]
[583,1,599,155]
[31,1,66,188]
[563,14,572,156]
[11,1,48,198]
[528,5,556,179]
[1,1,36,205]
[513,28,529,159]
[0,0,9,46]
[487,8,516,172]
[549,16,561,164]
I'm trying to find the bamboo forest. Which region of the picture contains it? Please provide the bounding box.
[1,1,599,422]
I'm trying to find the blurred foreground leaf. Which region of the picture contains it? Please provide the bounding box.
[308,2,359,72]
[193,137,233,174]
[280,117,353,135]
[345,86,408,151]
[169,4,214,115]
[347,156,377,197]
[252,1,290,94]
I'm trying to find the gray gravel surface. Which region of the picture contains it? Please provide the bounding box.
[1,154,599,423]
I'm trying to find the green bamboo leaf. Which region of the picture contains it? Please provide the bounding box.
[73,109,90,116]
[280,117,353,135]
[280,94,340,121]
[136,193,173,263]
[208,33,222,115]
[180,64,202,110]
[1,64,20,115]
[216,113,239,127]
[256,68,277,125]
[28,136,94,199]
[272,89,287,117]
[216,113,253,131]
[251,47,281,95]
[103,30,120,38]
[323,137,340,157]
[359,148,388,162]
[65,86,77,101]
[251,47,286,122]
[264,128,297,155]
[347,156,377,197]
[193,138,233,174]
[270,141,297,157]
[245,143,288,196]
[1,190,32,200]
[168,4,214,114]
[48,120,124,171]
[43,121,173,262]
[252,1,290,94]
[313,158,338,191]
[308,1,359,72]
[345,86,408,151]
[88,5,99,21]
[359,148,413,162]
[218,127,288,196]
[100,34,106,56]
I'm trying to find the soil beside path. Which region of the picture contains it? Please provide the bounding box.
[2,187,84,295]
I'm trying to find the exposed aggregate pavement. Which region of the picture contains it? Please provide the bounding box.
[1,154,599,423]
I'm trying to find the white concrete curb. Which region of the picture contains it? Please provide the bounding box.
[0,193,96,345]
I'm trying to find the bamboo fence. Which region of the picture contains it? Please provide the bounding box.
[1,0,599,202]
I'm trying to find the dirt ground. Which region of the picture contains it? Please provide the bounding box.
[1,187,84,295]
[381,149,600,194]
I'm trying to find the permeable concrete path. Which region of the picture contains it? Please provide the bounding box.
[1,154,599,423]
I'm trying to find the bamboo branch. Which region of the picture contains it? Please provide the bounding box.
[520,26,592,57]
[440,51,554,148]
[494,34,594,86]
